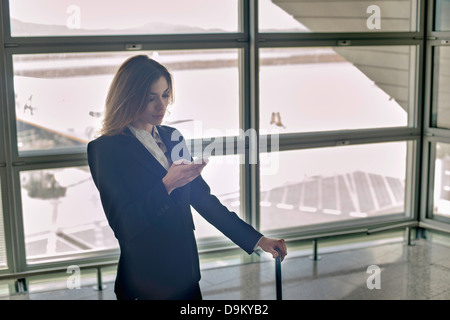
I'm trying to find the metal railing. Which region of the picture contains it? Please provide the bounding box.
[0,261,117,294]
[0,222,420,298]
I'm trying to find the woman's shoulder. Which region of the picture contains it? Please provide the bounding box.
[88,131,135,150]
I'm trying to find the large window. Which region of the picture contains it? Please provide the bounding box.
[421,1,450,232]
[433,142,450,220]
[259,46,416,134]
[9,0,239,36]
[260,142,408,232]
[19,166,117,264]
[13,49,240,155]
[18,159,241,263]
[259,0,419,33]
[432,47,450,129]
[435,0,450,31]
[2,0,444,288]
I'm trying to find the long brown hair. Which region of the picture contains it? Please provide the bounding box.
[100,55,174,136]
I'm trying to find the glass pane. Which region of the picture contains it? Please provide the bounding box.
[433,47,450,129]
[433,142,450,219]
[260,142,407,232]
[20,166,118,264]
[9,0,238,37]
[0,179,7,270]
[260,47,415,134]
[192,154,241,239]
[435,0,450,31]
[259,0,418,32]
[13,49,239,155]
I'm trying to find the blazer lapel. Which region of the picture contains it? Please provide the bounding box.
[119,128,169,178]
[157,126,192,205]
[157,126,191,164]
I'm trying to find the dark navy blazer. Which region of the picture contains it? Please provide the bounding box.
[87,125,263,299]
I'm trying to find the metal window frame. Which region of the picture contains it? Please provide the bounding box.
[257,0,424,35]
[3,0,247,44]
[0,0,439,277]
[0,0,15,277]
[425,42,450,133]
[247,0,425,235]
[418,0,450,234]
[420,138,450,230]
[10,159,121,271]
[0,169,11,273]
[0,0,255,272]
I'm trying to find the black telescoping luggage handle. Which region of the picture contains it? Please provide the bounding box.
[275,248,282,300]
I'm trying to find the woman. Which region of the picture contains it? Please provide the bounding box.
[87,55,287,300]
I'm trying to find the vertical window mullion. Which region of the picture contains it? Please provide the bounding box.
[419,0,450,231]
[0,0,27,276]
[240,0,261,231]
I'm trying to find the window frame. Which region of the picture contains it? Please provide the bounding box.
[257,0,423,35]
[419,0,450,234]
[0,0,436,276]
[257,139,420,237]
[257,43,421,134]
[13,160,123,266]
[429,44,450,130]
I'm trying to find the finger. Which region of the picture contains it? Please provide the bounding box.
[187,167,204,178]
[178,164,201,176]
[282,241,287,260]
[277,240,287,261]
[280,249,286,262]
[191,164,207,176]
[281,239,287,254]
[186,162,207,171]
[273,247,281,259]
[191,162,206,170]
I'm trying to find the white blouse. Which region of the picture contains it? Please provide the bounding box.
[128,125,171,170]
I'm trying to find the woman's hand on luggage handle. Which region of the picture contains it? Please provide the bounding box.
[257,237,287,262]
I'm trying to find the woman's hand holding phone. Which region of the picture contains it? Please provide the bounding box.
[162,158,208,194]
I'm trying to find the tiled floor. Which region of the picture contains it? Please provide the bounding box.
[2,239,450,300]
